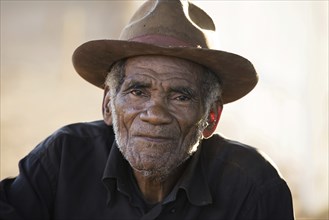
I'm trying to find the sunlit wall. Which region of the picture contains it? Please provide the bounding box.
[1,1,328,219]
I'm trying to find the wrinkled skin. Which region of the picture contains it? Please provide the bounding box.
[109,56,209,179]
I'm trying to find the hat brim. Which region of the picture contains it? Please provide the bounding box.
[72,40,258,104]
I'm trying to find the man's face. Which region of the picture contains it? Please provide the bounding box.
[109,55,208,179]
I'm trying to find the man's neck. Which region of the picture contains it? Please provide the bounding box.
[132,162,189,204]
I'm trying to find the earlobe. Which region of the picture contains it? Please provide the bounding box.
[102,87,112,126]
[203,103,223,139]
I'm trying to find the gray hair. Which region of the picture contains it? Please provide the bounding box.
[200,69,222,116]
[105,59,127,95]
[105,59,222,115]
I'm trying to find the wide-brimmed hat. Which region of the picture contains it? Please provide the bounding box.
[72,0,258,104]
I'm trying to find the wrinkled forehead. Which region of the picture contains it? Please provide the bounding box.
[124,55,206,84]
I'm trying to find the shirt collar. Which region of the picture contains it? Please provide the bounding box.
[102,142,132,204]
[177,140,213,206]
[102,139,212,207]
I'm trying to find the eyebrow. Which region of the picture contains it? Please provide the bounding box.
[124,79,151,90]
[169,86,198,98]
[123,78,199,98]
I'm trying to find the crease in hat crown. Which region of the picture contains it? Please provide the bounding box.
[72,0,258,104]
[119,0,216,48]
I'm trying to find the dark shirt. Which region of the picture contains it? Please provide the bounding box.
[0,120,294,220]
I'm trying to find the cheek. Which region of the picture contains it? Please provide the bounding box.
[112,98,143,138]
[175,109,206,148]
[176,105,205,134]
[115,95,145,116]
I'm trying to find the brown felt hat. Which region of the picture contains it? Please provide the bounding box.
[72,0,258,104]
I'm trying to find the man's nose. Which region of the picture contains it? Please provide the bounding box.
[139,100,173,125]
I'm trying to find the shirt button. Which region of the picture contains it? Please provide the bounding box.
[170,208,176,213]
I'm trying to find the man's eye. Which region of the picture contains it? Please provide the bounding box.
[175,95,190,102]
[131,90,144,96]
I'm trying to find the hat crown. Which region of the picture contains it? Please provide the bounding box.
[72,0,258,104]
[119,0,216,48]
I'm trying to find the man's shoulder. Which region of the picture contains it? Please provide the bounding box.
[201,134,284,185]
[53,120,112,138]
[202,134,268,163]
[198,136,293,218]
[29,120,114,158]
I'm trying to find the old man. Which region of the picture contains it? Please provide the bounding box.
[0,0,294,219]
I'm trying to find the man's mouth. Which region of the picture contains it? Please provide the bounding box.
[133,134,174,143]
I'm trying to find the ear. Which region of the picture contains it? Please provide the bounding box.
[102,86,112,126]
[202,101,223,139]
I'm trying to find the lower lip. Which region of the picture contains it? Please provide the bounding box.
[135,136,172,143]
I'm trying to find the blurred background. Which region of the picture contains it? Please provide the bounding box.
[1,1,328,219]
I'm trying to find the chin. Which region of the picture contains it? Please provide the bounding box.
[132,151,194,182]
